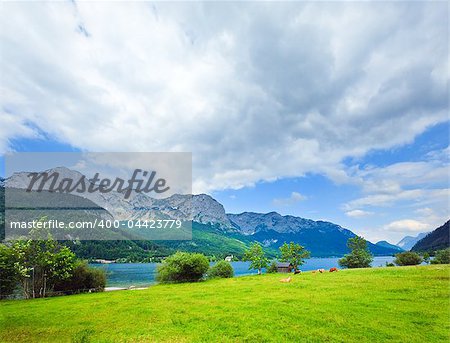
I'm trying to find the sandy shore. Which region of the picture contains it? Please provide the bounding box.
[105,286,149,292]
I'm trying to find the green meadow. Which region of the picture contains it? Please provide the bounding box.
[1,265,449,343]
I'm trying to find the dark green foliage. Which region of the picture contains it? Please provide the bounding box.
[339,236,373,269]
[54,261,106,294]
[64,240,171,262]
[208,260,234,279]
[0,244,18,298]
[385,262,395,267]
[431,248,450,264]
[243,243,269,274]
[266,261,278,273]
[394,251,423,266]
[279,242,310,270]
[156,252,209,283]
[61,223,277,262]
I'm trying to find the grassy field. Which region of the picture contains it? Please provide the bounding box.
[1,265,449,342]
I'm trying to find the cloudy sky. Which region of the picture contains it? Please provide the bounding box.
[0,1,448,243]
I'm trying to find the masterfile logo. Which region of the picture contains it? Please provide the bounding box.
[4,152,192,241]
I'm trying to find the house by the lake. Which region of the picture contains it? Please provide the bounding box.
[224,255,233,262]
[92,259,115,264]
[276,262,293,273]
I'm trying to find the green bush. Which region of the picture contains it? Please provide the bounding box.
[385,262,395,267]
[394,252,423,266]
[53,261,106,294]
[156,252,209,283]
[431,248,450,264]
[208,260,234,279]
[266,261,278,273]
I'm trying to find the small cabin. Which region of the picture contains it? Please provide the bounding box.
[276,262,293,273]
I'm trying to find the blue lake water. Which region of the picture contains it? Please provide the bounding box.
[91,256,396,287]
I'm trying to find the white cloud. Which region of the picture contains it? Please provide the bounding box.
[414,207,448,232]
[0,2,447,194]
[338,145,449,242]
[273,192,307,207]
[345,209,373,218]
[342,146,449,211]
[383,219,430,233]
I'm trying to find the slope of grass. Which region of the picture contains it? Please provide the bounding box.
[1,265,449,342]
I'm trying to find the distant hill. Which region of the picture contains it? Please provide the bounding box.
[397,232,428,251]
[376,241,404,252]
[411,221,450,252]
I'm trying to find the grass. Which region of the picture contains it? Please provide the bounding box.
[1,265,449,342]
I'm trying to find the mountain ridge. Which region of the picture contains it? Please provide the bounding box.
[376,240,404,252]
[411,221,450,252]
[396,232,429,251]
[3,168,402,257]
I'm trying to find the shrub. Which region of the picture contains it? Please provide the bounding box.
[431,248,450,264]
[267,261,278,273]
[394,252,423,266]
[156,252,209,283]
[53,260,106,294]
[208,260,234,279]
[385,262,395,267]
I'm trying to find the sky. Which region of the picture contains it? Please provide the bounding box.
[0,1,448,244]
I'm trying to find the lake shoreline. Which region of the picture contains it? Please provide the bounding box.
[91,256,398,288]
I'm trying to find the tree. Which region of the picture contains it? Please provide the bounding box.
[11,238,76,299]
[156,251,209,283]
[279,242,310,271]
[243,243,268,274]
[339,236,373,269]
[208,260,234,279]
[394,251,423,266]
[6,218,76,299]
[431,248,450,264]
[422,252,430,264]
[0,244,18,298]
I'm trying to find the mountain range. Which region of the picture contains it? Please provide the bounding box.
[396,232,429,251]
[1,167,407,259]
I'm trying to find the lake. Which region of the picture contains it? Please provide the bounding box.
[91,256,396,288]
